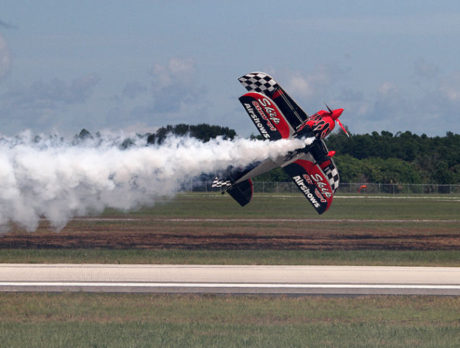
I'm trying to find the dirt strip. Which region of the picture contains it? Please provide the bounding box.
[1,218,459,250]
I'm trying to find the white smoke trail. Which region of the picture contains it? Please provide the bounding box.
[0,132,305,231]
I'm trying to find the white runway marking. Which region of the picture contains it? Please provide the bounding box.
[1,264,460,295]
[2,282,460,290]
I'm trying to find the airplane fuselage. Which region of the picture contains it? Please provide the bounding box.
[214,71,344,213]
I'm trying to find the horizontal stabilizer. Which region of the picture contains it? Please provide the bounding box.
[227,179,253,206]
[212,178,232,189]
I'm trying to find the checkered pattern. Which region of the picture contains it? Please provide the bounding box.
[238,72,279,93]
[211,177,232,190]
[324,165,340,193]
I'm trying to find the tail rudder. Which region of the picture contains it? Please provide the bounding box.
[212,165,255,206]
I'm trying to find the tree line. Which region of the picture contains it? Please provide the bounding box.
[76,125,459,185]
[326,131,460,185]
[146,124,236,144]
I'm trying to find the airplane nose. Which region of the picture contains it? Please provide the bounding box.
[332,108,344,119]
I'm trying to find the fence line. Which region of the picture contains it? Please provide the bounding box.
[190,181,460,194]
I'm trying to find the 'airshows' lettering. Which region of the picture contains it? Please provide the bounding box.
[293,175,320,208]
[281,158,333,214]
[239,92,291,139]
[243,102,270,139]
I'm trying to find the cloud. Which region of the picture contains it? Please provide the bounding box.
[0,74,100,132]
[122,81,147,99]
[152,57,195,86]
[111,57,207,127]
[373,82,407,121]
[0,19,16,29]
[413,59,440,80]
[278,60,460,135]
[439,71,460,102]
[282,13,460,37]
[0,34,11,81]
[150,57,201,113]
[287,75,314,99]
[378,81,399,96]
[283,64,346,103]
[342,71,460,135]
[3,74,100,107]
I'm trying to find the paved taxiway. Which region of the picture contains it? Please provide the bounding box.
[1,264,460,295]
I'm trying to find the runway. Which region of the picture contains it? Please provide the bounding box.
[1,264,460,295]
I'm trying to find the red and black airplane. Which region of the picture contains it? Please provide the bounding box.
[212,72,348,214]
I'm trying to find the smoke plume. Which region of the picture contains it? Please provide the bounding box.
[0,132,304,231]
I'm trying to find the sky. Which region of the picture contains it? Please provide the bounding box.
[1,0,460,137]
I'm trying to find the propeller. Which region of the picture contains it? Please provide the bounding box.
[336,119,350,138]
[325,103,349,138]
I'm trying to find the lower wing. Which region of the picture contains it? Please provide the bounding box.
[282,152,338,214]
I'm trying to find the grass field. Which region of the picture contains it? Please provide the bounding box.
[103,192,460,220]
[1,192,459,265]
[1,249,460,266]
[1,193,459,347]
[1,293,459,348]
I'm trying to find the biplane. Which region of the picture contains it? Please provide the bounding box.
[212,72,348,214]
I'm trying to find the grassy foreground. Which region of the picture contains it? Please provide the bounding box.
[1,249,460,266]
[1,293,460,348]
[2,193,459,265]
[1,195,459,347]
[103,192,460,220]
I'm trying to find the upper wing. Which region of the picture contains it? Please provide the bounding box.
[239,92,294,140]
[281,150,339,214]
[238,72,309,130]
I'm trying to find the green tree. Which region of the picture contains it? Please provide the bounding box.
[149,123,237,144]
